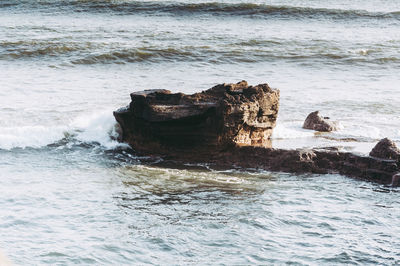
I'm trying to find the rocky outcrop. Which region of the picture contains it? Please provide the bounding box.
[114,81,279,154]
[146,143,398,185]
[114,82,399,186]
[368,138,400,186]
[369,137,400,160]
[210,145,399,184]
[303,111,339,132]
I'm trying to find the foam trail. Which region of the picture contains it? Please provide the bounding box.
[0,125,67,150]
[330,122,382,140]
[0,110,128,150]
[272,122,315,139]
[272,119,387,139]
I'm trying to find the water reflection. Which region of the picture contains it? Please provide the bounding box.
[116,165,274,196]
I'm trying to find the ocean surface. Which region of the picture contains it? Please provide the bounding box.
[1,0,399,264]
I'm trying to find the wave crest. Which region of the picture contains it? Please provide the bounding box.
[2,40,398,66]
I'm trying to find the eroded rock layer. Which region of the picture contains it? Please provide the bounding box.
[114,81,280,153]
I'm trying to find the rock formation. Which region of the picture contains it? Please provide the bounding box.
[209,145,399,184]
[114,81,399,186]
[369,137,400,160]
[303,111,339,132]
[114,81,279,154]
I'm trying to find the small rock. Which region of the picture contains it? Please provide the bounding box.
[303,111,339,132]
[369,138,400,160]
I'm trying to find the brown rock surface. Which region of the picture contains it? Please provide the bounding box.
[114,83,399,186]
[114,81,280,153]
[369,137,400,160]
[152,145,399,186]
[303,111,339,132]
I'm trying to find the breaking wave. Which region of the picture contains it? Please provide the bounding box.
[0,110,128,150]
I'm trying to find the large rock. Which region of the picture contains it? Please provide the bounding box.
[369,138,400,160]
[303,111,339,132]
[114,81,280,153]
[114,82,400,186]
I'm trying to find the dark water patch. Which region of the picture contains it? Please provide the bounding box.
[40,252,68,257]
[0,40,101,60]
[71,47,200,65]
[2,0,400,22]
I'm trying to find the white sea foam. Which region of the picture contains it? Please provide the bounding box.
[272,120,384,143]
[330,122,382,140]
[272,122,315,139]
[0,125,67,150]
[71,110,128,150]
[0,110,128,150]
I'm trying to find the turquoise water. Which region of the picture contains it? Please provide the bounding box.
[0,0,400,264]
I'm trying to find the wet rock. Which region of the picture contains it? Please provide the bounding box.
[147,145,399,185]
[303,111,339,132]
[114,82,399,186]
[369,138,400,160]
[114,81,280,154]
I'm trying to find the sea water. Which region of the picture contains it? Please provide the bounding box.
[0,0,399,264]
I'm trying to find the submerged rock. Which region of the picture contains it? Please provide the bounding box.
[369,138,400,160]
[114,81,280,153]
[303,111,339,132]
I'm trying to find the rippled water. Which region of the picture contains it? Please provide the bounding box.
[2,147,399,264]
[1,0,400,264]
